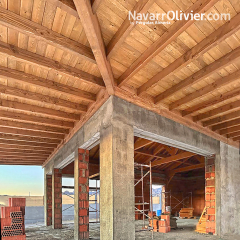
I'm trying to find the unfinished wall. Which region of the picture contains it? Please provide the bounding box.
[166,177,205,216]
[216,143,240,237]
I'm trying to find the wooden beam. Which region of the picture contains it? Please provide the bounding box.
[219,124,240,135]
[0,6,96,64]
[143,144,165,164]
[0,139,57,149]
[0,41,104,89]
[0,148,50,155]
[138,12,240,95]
[203,110,240,127]
[0,84,87,113]
[0,109,74,128]
[0,160,44,165]
[0,66,95,103]
[73,0,115,95]
[0,132,61,144]
[166,158,189,171]
[117,0,218,86]
[156,45,240,105]
[194,155,205,164]
[227,131,240,138]
[152,152,197,167]
[135,150,167,159]
[0,143,53,152]
[134,138,152,150]
[0,99,80,121]
[193,100,240,122]
[233,136,240,141]
[171,163,205,174]
[182,87,240,116]
[0,119,69,134]
[106,0,155,58]
[0,153,47,159]
[92,0,102,13]
[0,126,65,140]
[170,70,240,110]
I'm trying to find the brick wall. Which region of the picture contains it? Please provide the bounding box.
[76,149,89,239]
[52,168,62,229]
[46,175,52,226]
[205,156,216,234]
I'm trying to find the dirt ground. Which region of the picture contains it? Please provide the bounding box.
[26,219,239,240]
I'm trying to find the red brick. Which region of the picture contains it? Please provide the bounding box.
[206,194,211,201]
[79,224,88,232]
[205,173,211,179]
[206,201,211,208]
[206,187,215,193]
[207,158,215,166]
[210,172,215,178]
[210,201,215,208]
[208,215,215,221]
[210,194,215,200]
[78,149,86,154]
[79,209,88,216]
[158,226,168,233]
[207,208,215,215]
[206,179,215,186]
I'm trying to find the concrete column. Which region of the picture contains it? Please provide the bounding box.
[216,143,240,237]
[52,168,62,229]
[74,148,89,240]
[100,120,135,240]
[44,171,52,226]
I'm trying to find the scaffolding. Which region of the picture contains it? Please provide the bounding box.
[134,162,153,233]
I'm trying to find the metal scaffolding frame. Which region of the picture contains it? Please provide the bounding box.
[134,162,153,234]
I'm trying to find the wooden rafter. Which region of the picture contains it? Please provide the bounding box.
[193,100,240,122]
[138,12,240,95]
[170,70,240,110]
[73,0,115,95]
[0,133,61,144]
[219,125,240,135]
[0,41,104,89]
[106,0,155,58]
[134,138,152,150]
[182,87,240,117]
[0,110,73,128]
[227,131,240,139]
[152,152,197,167]
[203,110,240,127]
[0,6,96,63]
[0,84,87,113]
[0,126,65,140]
[156,45,240,105]
[0,66,95,103]
[0,99,80,121]
[0,119,68,134]
[117,0,219,87]
[171,163,205,174]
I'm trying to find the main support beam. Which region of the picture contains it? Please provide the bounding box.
[44,172,52,226]
[100,120,135,239]
[52,168,62,229]
[74,149,89,240]
[73,0,115,95]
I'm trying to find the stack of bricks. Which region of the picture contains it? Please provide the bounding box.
[149,213,171,233]
[205,156,216,234]
[0,198,26,240]
[158,215,171,233]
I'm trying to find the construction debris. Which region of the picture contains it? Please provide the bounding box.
[196,207,206,234]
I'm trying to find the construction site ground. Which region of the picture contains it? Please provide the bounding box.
[25,219,239,240]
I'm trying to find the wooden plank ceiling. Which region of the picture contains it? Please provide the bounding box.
[87,137,205,180]
[0,0,239,166]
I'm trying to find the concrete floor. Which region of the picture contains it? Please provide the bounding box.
[25,219,239,240]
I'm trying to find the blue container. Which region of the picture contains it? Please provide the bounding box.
[156,210,162,216]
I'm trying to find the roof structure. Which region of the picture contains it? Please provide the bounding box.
[0,0,239,165]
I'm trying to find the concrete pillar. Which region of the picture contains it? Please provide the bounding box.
[74,149,89,240]
[100,120,135,240]
[44,171,52,226]
[52,168,62,229]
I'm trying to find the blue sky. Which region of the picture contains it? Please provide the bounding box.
[0,166,98,196]
[0,166,44,196]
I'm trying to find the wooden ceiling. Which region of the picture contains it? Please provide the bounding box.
[88,137,205,181]
[0,0,239,166]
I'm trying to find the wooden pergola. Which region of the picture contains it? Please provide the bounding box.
[0,0,239,166]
